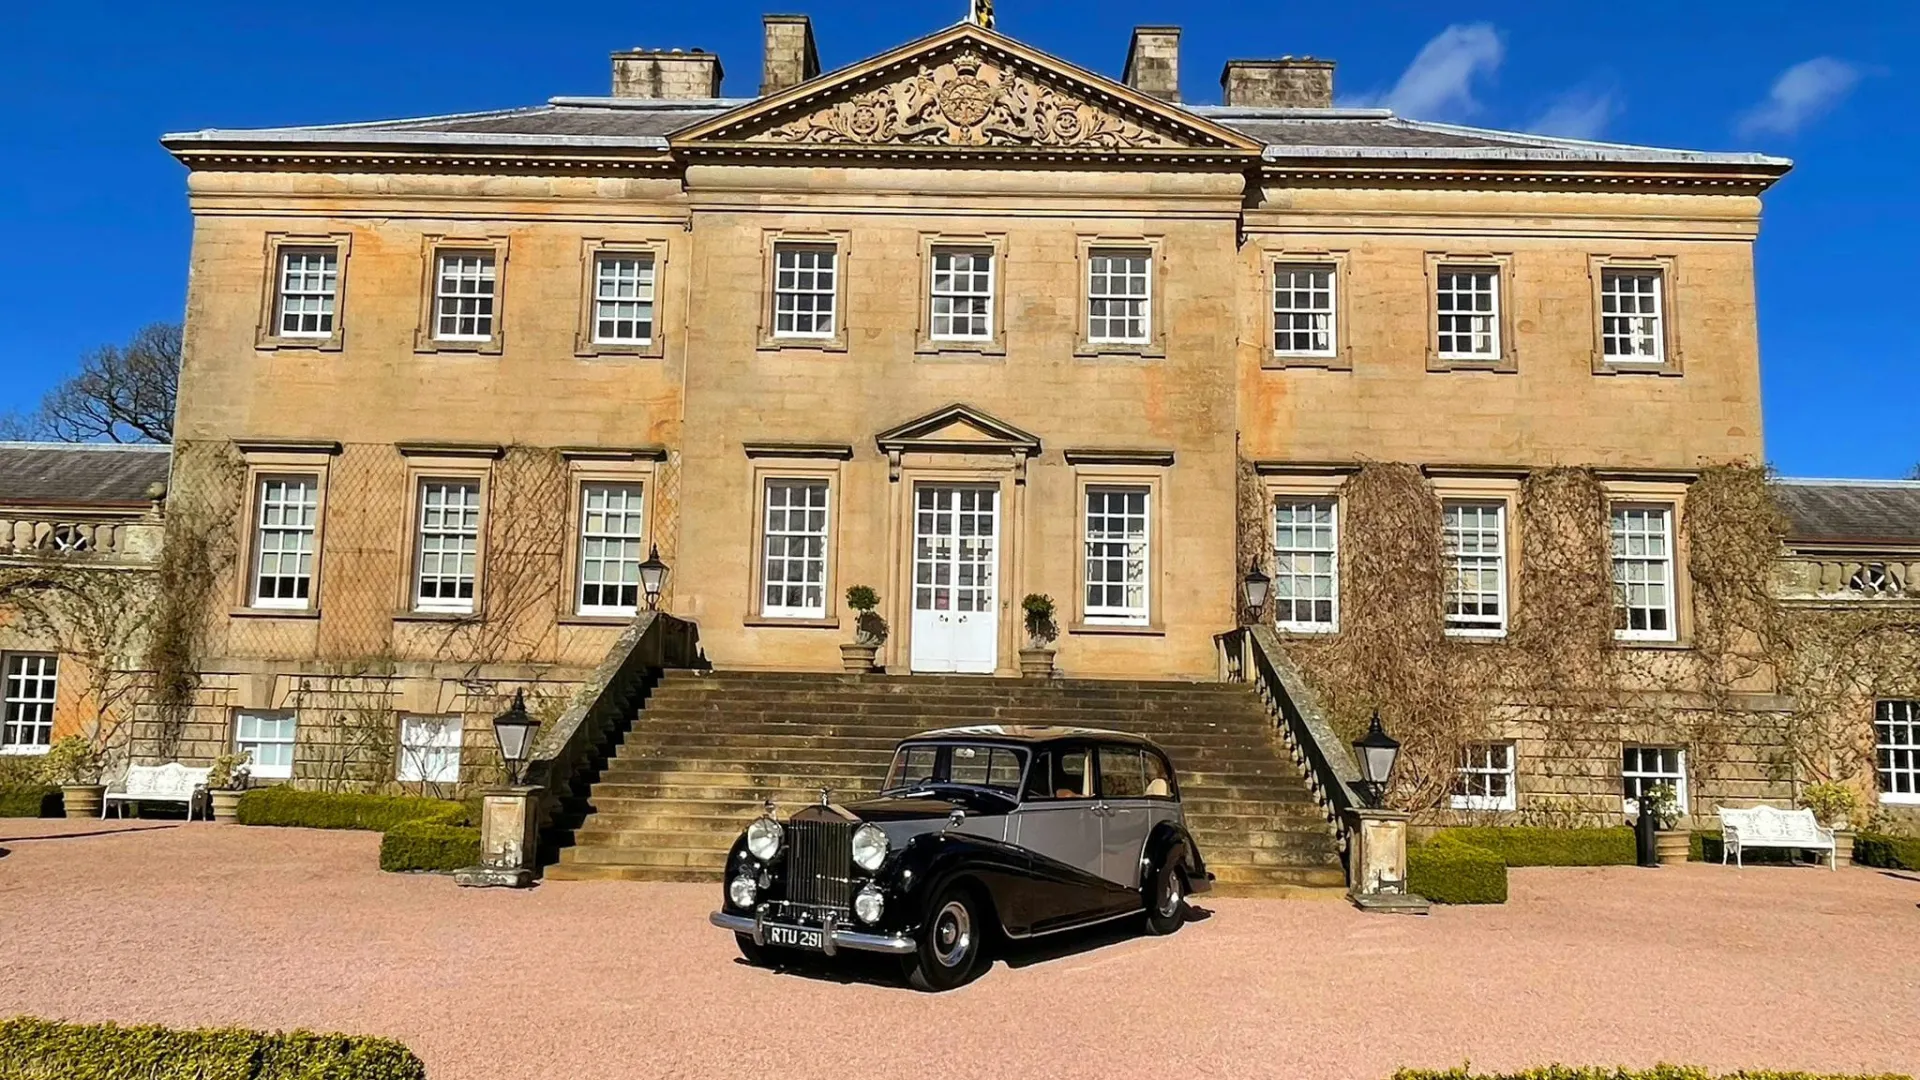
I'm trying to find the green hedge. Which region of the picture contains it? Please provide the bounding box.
[1407,836,1508,904]
[0,785,60,818]
[379,819,481,873]
[1854,831,1920,871]
[0,1016,425,1079]
[1391,1068,1910,1080]
[1433,826,1636,868]
[236,789,473,832]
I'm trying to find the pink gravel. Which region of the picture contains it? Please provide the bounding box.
[1,818,1915,1080]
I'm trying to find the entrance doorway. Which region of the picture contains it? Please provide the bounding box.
[909,484,1000,673]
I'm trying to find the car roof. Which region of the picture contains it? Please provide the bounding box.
[901,725,1168,754]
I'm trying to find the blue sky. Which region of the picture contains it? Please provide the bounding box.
[2,1,1913,476]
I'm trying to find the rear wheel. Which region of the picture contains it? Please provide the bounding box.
[902,885,984,992]
[1144,858,1187,936]
[735,932,771,967]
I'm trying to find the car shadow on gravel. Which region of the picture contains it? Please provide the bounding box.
[0,825,181,843]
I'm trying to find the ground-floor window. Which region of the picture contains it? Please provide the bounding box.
[1083,485,1149,624]
[761,479,829,618]
[1876,700,1920,805]
[1451,741,1515,811]
[235,710,298,780]
[1622,745,1687,814]
[397,714,462,785]
[1,653,57,753]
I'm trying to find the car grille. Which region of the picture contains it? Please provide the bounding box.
[786,818,854,910]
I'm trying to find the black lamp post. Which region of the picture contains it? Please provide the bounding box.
[1351,710,1401,809]
[1240,558,1271,624]
[491,690,541,787]
[638,544,670,611]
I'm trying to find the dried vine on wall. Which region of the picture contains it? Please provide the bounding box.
[144,440,244,760]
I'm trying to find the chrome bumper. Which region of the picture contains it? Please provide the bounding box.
[709,910,916,957]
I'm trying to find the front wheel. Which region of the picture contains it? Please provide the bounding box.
[1144,859,1187,936]
[902,886,984,992]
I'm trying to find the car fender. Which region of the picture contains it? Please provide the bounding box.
[1140,820,1209,895]
[887,829,1031,931]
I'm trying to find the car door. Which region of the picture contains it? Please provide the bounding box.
[1008,745,1105,927]
[1095,744,1154,891]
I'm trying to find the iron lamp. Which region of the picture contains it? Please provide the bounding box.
[1240,559,1271,621]
[1352,710,1400,809]
[491,689,541,786]
[638,544,669,611]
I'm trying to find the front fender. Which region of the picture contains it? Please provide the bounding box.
[882,829,1032,934]
[1141,820,1212,895]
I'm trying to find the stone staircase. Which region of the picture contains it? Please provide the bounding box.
[543,670,1347,894]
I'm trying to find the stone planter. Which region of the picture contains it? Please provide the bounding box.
[1018,646,1057,679]
[1654,829,1690,866]
[1833,829,1854,866]
[209,788,245,823]
[61,784,105,819]
[840,642,879,674]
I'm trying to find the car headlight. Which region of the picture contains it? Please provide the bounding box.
[851,823,889,871]
[853,884,885,925]
[728,874,758,909]
[746,816,783,860]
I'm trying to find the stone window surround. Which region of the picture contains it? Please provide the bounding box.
[1074,234,1167,359]
[414,235,511,355]
[229,440,341,619]
[1428,471,1523,640]
[393,444,500,621]
[395,712,463,785]
[255,232,353,352]
[1589,254,1683,377]
[758,230,851,353]
[1602,475,1693,648]
[1451,740,1518,812]
[558,448,664,626]
[574,238,669,359]
[1259,466,1351,636]
[915,232,1009,358]
[741,444,850,630]
[1262,247,1352,371]
[1066,452,1173,637]
[1424,251,1518,374]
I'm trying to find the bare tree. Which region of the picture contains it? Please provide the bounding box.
[1907,462,1920,481]
[13,323,179,444]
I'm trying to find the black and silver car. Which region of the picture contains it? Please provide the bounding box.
[707,725,1212,991]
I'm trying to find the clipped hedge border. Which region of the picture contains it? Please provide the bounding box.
[1432,826,1636,868]
[0,785,61,818]
[1407,836,1508,904]
[1853,831,1920,871]
[1391,1067,1910,1080]
[379,819,481,873]
[0,1015,425,1080]
[235,788,474,832]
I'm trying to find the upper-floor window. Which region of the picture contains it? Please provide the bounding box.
[1,654,57,754]
[434,253,497,341]
[1600,269,1664,364]
[761,479,830,619]
[1876,700,1920,805]
[772,245,837,338]
[1273,498,1338,632]
[1273,264,1336,356]
[1435,266,1500,360]
[275,249,338,338]
[1451,741,1516,812]
[930,247,993,341]
[252,476,318,610]
[1611,504,1676,641]
[415,480,482,613]
[1087,249,1151,345]
[1443,501,1507,636]
[1083,486,1150,625]
[592,254,655,346]
[578,483,646,616]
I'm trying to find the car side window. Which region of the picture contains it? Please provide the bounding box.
[1097,746,1147,800]
[1026,747,1093,800]
[1144,751,1175,800]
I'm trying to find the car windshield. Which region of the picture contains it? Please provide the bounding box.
[883,742,1027,796]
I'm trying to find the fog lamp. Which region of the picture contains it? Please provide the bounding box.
[728,874,758,909]
[853,884,885,925]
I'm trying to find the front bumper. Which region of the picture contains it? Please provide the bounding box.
[710,910,916,957]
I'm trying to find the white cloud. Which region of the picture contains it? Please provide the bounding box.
[1528,89,1620,141]
[1368,24,1505,121]
[1738,57,1862,137]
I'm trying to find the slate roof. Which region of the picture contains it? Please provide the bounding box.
[1773,479,1920,548]
[0,443,171,509]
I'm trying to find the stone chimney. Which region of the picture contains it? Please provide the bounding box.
[611,48,725,100]
[1220,58,1335,109]
[1122,26,1181,102]
[761,14,821,96]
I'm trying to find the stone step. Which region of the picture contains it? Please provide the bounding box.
[658,671,1249,694]
[1205,862,1349,888]
[543,863,723,883]
[603,745,1306,772]
[626,725,1285,749]
[558,845,731,869]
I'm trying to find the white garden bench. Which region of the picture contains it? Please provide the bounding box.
[1716,805,1837,869]
[102,763,212,821]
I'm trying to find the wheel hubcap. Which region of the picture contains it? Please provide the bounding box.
[932,900,972,968]
[1158,872,1181,918]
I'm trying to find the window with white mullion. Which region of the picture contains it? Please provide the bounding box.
[252,476,319,609]
[1272,498,1339,632]
[434,253,496,341]
[1083,486,1150,624]
[1,654,57,753]
[1273,264,1336,356]
[397,714,463,785]
[1451,742,1516,811]
[1601,270,1664,363]
[1436,267,1500,360]
[1443,501,1508,636]
[1875,700,1920,805]
[1611,504,1676,641]
[930,248,994,341]
[415,481,481,613]
[235,710,297,779]
[1622,746,1687,813]
[1087,250,1151,344]
[761,480,830,618]
[772,245,837,338]
[276,249,338,337]
[593,254,655,345]
[578,483,645,616]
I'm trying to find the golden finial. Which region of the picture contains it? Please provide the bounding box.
[970,0,994,30]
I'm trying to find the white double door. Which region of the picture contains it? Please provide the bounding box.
[910,484,1000,674]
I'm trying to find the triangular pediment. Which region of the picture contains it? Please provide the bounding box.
[672,24,1261,156]
[875,403,1041,455]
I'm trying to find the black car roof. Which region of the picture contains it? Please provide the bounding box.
[901,725,1168,754]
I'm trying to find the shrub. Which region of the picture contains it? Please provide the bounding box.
[1798,781,1862,828]
[1854,831,1920,871]
[1390,1068,1909,1079]
[0,1015,425,1079]
[1433,826,1636,867]
[379,820,481,873]
[41,735,103,786]
[0,785,61,818]
[235,788,471,832]
[1407,836,1507,904]
[1021,593,1058,645]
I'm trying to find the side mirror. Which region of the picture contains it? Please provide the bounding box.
[946,807,967,830]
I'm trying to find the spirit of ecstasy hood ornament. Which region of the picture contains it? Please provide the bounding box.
[819,786,832,806]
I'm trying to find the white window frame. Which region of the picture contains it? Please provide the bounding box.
[1622,745,1688,814]
[929,246,995,342]
[1087,249,1152,345]
[591,253,655,346]
[577,483,646,617]
[1600,268,1665,365]
[1,653,57,755]
[414,480,482,614]
[771,244,838,339]
[760,479,831,619]
[1272,263,1337,357]
[1435,266,1501,361]
[1272,498,1340,633]
[1443,501,1508,637]
[397,714,463,785]
[235,710,297,780]
[1451,741,1516,812]
[275,248,339,339]
[1082,485,1151,626]
[1875,700,1920,805]
[1611,504,1677,642]
[251,475,319,610]
[433,252,497,342]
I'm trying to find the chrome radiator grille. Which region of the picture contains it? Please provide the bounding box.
[786,819,854,910]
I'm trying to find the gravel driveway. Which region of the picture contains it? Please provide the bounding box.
[1,819,1914,1079]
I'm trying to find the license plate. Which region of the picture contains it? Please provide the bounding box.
[765,923,823,950]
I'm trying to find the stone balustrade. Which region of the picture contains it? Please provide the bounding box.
[0,515,162,563]
[1778,556,1920,601]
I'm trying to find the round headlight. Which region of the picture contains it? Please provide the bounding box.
[851,823,889,872]
[853,884,885,925]
[728,874,758,909]
[746,817,783,861]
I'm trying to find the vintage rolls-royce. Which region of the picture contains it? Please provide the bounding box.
[707,725,1212,990]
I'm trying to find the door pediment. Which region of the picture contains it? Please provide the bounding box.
[875,403,1041,481]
